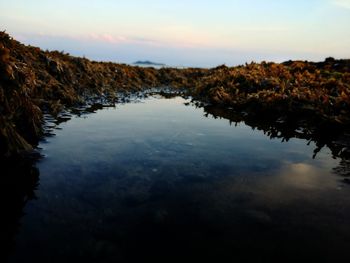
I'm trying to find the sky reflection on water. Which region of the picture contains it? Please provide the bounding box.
[8,96,350,262]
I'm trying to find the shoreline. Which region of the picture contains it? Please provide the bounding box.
[1,31,349,156]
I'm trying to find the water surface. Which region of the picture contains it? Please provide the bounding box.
[8,95,350,262]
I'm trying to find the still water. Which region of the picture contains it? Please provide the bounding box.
[8,95,350,262]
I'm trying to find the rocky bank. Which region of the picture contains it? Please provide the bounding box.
[0,31,349,156]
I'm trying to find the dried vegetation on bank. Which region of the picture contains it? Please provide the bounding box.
[0,31,349,155]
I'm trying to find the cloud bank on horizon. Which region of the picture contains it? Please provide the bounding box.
[0,0,349,67]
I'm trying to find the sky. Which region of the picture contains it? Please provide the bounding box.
[1,0,350,67]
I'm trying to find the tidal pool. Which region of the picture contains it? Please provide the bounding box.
[8,95,350,262]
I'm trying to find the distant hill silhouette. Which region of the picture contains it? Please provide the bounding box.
[133,60,165,66]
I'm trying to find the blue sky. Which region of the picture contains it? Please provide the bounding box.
[1,0,349,67]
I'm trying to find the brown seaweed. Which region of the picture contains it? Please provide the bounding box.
[0,31,349,156]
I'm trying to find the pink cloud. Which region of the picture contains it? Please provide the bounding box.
[84,33,164,47]
[87,33,126,44]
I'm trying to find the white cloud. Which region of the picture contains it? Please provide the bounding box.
[332,0,350,9]
[233,26,288,32]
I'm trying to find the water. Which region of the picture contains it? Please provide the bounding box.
[6,95,350,262]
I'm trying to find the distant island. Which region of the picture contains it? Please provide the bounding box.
[133,60,165,66]
[1,31,350,156]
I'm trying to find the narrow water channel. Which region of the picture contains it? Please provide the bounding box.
[8,95,350,262]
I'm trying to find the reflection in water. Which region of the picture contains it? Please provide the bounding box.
[334,159,350,179]
[5,94,350,262]
[0,155,39,263]
[201,103,350,179]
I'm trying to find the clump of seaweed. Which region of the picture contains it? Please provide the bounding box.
[193,60,350,125]
[0,31,349,156]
